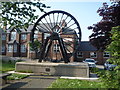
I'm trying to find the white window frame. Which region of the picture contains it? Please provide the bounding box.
[11,32,16,41]
[14,44,17,52]
[8,45,13,52]
[90,52,97,58]
[77,52,83,58]
[44,33,50,39]
[103,52,110,58]
[1,45,5,52]
[53,44,60,53]
[21,44,26,53]
[2,34,6,40]
[34,31,38,39]
[21,34,26,40]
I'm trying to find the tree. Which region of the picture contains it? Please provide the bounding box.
[29,39,41,58]
[107,26,120,66]
[0,1,50,29]
[88,2,120,50]
[98,26,120,88]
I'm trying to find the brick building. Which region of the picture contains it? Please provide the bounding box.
[76,41,110,64]
[1,26,110,64]
[1,26,32,58]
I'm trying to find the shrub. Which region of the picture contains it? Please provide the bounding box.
[98,26,120,88]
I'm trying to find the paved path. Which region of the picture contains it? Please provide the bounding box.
[2,65,103,89]
[2,74,98,89]
[2,75,58,89]
[96,65,104,70]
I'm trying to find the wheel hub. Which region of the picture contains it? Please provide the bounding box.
[50,32,60,40]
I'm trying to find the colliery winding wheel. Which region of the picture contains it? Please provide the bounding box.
[31,10,81,63]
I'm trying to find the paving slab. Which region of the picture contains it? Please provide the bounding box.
[2,70,99,89]
[60,76,98,80]
[2,75,58,89]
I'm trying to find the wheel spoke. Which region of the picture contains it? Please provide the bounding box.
[53,13,56,28]
[36,25,50,33]
[63,15,69,22]
[32,10,81,63]
[65,23,76,30]
[56,13,59,26]
[66,18,72,26]
[48,14,54,29]
[40,20,52,32]
[44,17,53,32]
[59,13,64,26]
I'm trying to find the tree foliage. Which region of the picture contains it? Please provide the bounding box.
[29,39,41,58]
[0,1,50,29]
[88,2,120,50]
[107,26,120,66]
[98,26,120,88]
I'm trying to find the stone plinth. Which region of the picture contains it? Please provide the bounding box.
[15,61,89,77]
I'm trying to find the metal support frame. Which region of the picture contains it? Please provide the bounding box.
[44,40,52,59]
[39,33,70,63]
[58,38,70,63]
[39,37,49,62]
[31,10,81,63]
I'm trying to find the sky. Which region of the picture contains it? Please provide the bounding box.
[35,0,111,41]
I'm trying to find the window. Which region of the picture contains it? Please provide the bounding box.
[21,34,26,40]
[8,45,13,52]
[90,52,97,58]
[14,44,17,52]
[1,45,5,52]
[34,31,38,39]
[104,52,110,58]
[44,33,50,39]
[77,52,83,58]
[2,34,6,40]
[53,44,60,53]
[21,44,26,53]
[11,32,16,41]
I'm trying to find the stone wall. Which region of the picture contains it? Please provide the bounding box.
[16,62,89,77]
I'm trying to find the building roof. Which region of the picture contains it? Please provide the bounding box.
[78,41,97,51]
[27,25,34,32]
[6,25,30,33]
[4,22,77,35]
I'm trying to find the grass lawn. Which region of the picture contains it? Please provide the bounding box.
[0,59,24,73]
[49,78,106,88]
[0,60,28,80]
[7,73,28,80]
[0,61,15,73]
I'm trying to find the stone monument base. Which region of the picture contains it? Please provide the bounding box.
[15,61,89,77]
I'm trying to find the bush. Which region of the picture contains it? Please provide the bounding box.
[90,67,99,73]
[98,26,120,88]
[97,70,120,88]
